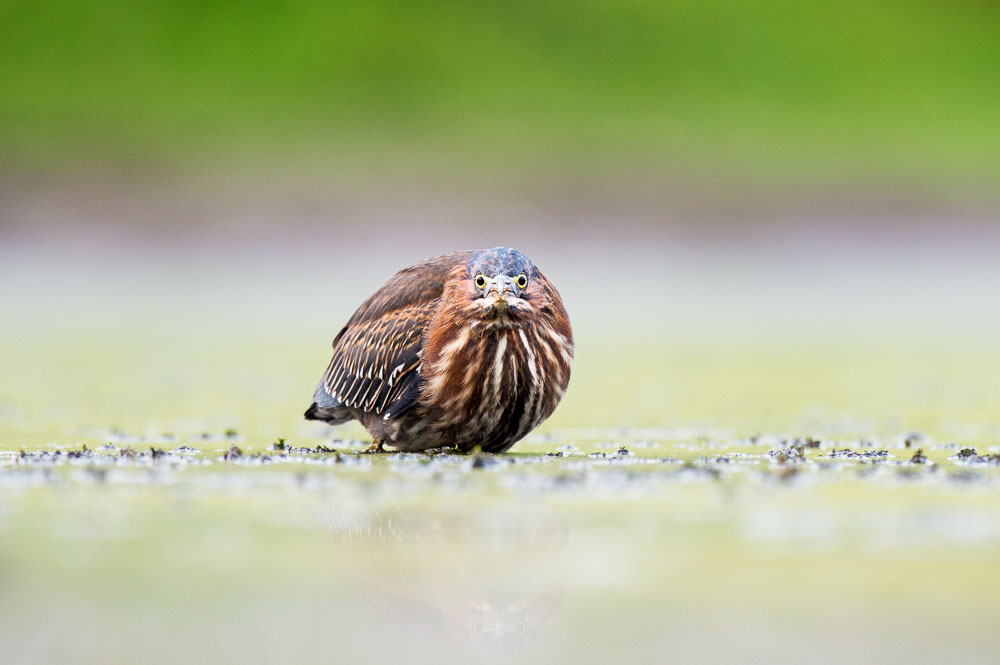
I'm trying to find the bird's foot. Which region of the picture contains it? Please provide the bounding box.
[363,440,385,454]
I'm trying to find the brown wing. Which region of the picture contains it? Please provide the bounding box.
[308,251,474,422]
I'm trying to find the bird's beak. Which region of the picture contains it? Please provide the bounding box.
[485,275,516,307]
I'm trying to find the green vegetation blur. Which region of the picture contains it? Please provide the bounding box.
[2,0,997,186]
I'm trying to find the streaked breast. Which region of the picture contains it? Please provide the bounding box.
[424,321,573,448]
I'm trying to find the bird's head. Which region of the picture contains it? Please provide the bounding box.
[465,247,537,322]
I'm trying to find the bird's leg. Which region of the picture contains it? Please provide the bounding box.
[364,439,385,454]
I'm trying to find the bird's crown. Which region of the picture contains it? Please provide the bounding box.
[467,247,535,277]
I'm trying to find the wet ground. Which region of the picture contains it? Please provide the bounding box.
[2,428,1000,665]
[3,196,1000,664]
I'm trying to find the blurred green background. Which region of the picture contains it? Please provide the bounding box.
[2,0,999,193]
[7,0,997,448]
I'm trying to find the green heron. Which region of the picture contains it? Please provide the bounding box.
[305,247,573,453]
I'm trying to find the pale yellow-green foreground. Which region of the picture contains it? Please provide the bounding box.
[2,244,999,664]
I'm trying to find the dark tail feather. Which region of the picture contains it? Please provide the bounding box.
[305,375,352,423]
[304,400,351,424]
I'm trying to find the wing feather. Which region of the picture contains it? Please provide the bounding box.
[308,251,474,422]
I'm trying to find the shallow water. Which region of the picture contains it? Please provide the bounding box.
[2,236,999,664]
[2,432,999,664]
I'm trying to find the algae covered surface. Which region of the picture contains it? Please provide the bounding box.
[2,242,1000,665]
[2,432,1000,664]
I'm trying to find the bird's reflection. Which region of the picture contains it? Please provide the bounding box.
[326,504,568,661]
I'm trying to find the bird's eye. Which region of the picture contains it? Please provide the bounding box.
[474,273,486,289]
[514,273,528,290]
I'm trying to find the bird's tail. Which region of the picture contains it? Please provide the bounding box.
[304,402,323,420]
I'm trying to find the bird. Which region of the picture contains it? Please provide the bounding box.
[304,247,573,453]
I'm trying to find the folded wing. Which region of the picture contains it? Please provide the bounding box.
[305,251,473,423]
